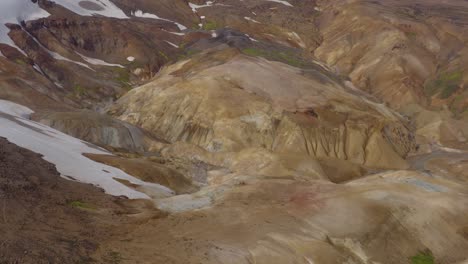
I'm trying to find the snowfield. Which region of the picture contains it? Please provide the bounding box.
[0,100,174,199]
[0,0,50,54]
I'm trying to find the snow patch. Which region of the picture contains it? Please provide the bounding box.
[49,49,94,71]
[77,52,124,68]
[244,17,261,24]
[164,41,179,48]
[51,0,128,18]
[266,0,293,7]
[189,1,214,13]
[0,100,34,118]
[0,0,50,53]
[166,31,186,36]
[0,100,174,199]
[132,10,187,31]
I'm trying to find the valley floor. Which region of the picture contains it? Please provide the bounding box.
[1,132,468,264]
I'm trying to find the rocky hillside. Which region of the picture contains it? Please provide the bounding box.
[0,0,468,263]
[109,46,416,169]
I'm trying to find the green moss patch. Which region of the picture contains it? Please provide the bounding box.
[177,49,201,60]
[112,67,130,83]
[405,32,417,38]
[15,58,28,65]
[67,200,96,210]
[202,21,219,30]
[111,67,132,90]
[424,71,463,99]
[242,47,304,67]
[410,250,435,264]
[158,50,169,61]
[73,85,87,96]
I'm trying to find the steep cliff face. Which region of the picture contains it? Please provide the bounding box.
[109,48,416,169]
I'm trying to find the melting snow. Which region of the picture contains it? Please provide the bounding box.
[49,49,94,71]
[77,52,124,68]
[0,0,50,53]
[0,100,174,199]
[49,0,128,18]
[132,10,187,31]
[246,34,259,42]
[244,17,261,24]
[165,40,179,48]
[32,64,46,76]
[0,100,33,118]
[266,0,293,7]
[189,1,214,13]
[166,31,186,36]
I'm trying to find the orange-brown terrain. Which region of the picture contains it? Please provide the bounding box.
[0,0,468,263]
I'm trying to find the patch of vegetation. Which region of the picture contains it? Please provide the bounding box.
[440,84,459,99]
[14,58,27,65]
[242,47,304,67]
[450,94,464,110]
[73,85,87,96]
[449,92,468,118]
[405,32,417,38]
[67,200,95,210]
[177,49,201,60]
[202,20,219,30]
[186,49,200,56]
[112,68,132,90]
[158,50,170,62]
[424,70,463,99]
[113,67,130,83]
[242,47,265,57]
[278,53,305,67]
[192,22,201,30]
[410,250,435,264]
[104,251,123,264]
[179,42,187,50]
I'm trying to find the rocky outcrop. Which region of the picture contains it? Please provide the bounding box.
[109,48,417,169]
[32,111,164,152]
[84,153,198,194]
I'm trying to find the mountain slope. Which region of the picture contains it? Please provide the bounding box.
[109,46,415,169]
[0,0,467,263]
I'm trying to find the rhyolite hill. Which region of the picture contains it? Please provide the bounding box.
[0,1,467,263]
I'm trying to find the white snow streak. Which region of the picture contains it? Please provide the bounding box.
[0,100,174,199]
